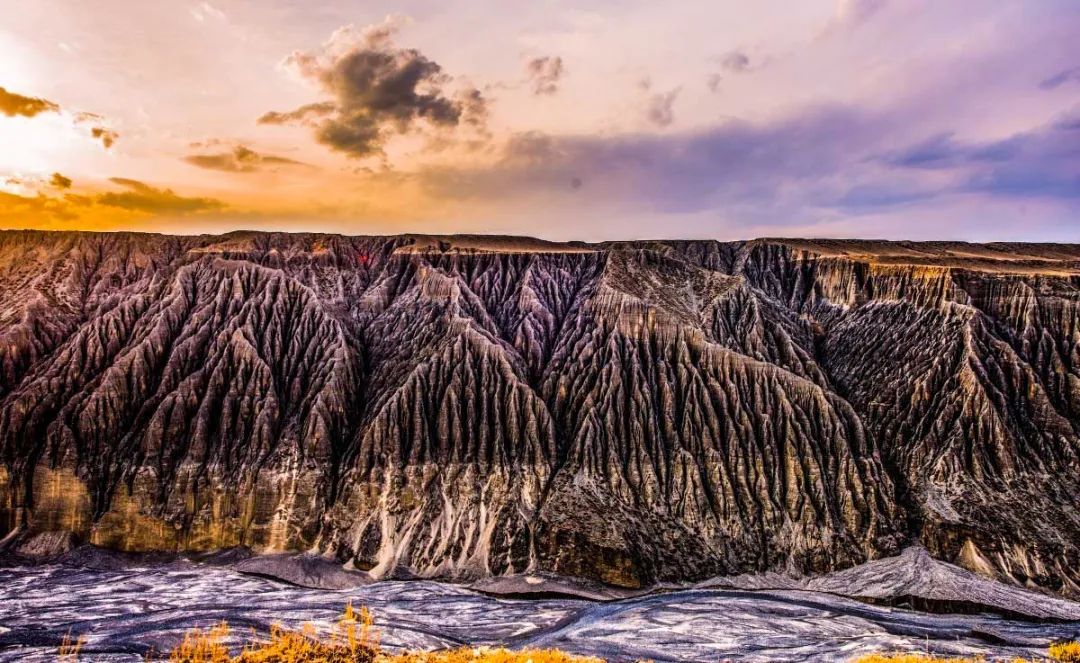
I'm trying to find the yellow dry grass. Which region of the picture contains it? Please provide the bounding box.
[58,632,85,662]
[161,604,603,663]
[851,642,1080,663]
[1049,642,1080,663]
[168,603,379,662]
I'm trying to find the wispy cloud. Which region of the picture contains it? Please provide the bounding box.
[0,177,225,227]
[1039,66,1080,90]
[719,51,751,74]
[832,0,888,29]
[49,173,73,189]
[706,50,757,93]
[644,86,680,128]
[95,177,224,213]
[189,1,225,23]
[183,144,308,173]
[0,87,118,149]
[524,56,565,95]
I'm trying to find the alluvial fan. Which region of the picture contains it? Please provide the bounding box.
[1,231,1078,596]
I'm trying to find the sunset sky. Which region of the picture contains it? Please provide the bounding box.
[0,0,1077,240]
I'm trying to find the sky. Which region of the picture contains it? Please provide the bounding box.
[0,0,1077,241]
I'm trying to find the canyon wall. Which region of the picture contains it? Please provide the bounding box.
[1,231,1077,595]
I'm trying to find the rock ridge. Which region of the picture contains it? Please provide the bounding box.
[0,231,1077,595]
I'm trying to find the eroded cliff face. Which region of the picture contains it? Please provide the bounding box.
[1,231,1077,594]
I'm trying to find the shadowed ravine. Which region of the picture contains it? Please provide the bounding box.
[1,231,1079,599]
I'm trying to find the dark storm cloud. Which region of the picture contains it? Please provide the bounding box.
[183,144,308,172]
[525,56,565,95]
[261,20,489,159]
[0,86,60,117]
[97,178,224,213]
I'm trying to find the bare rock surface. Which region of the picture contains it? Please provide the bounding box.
[0,528,75,558]
[805,547,1080,621]
[1,231,1078,595]
[699,547,1080,621]
[232,552,374,589]
[469,572,645,601]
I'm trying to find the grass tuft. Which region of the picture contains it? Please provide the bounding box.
[160,604,602,663]
[1051,642,1080,663]
[58,631,85,662]
[851,643,1080,663]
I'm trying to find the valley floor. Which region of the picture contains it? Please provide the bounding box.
[1,557,1079,662]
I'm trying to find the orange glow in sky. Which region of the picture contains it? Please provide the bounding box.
[1,1,1078,241]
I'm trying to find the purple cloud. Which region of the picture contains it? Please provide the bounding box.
[882,110,1080,202]
[1040,66,1080,90]
[525,56,566,96]
[644,87,680,128]
[421,104,877,214]
[417,100,1080,231]
[719,51,750,73]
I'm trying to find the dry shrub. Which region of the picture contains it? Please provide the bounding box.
[168,622,232,663]
[852,643,1080,663]
[168,604,377,662]
[58,632,85,662]
[1051,642,1080,663]
[162,605,600,663]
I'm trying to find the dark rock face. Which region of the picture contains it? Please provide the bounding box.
[1,231,1077,594]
